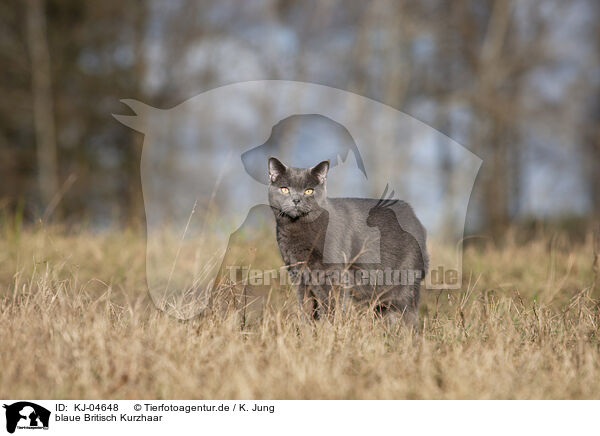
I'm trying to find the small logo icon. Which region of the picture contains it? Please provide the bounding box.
[3,402,50,434]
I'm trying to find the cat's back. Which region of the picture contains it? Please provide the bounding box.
[327,197,426,236]
[326,196,428,267]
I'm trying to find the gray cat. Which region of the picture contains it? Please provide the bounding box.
[268,157,428,328]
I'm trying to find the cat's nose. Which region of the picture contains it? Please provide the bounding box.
[292,197,300,205]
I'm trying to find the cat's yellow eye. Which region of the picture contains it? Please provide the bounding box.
[280,187,290,194]
[304,188,314,195]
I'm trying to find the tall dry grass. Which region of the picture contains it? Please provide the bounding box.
[1,223,599,399]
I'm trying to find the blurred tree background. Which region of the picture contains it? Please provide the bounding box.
[0,0,598,238]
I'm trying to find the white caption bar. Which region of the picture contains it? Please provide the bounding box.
[0,400,597,436]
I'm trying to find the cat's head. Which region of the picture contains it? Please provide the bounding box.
[268,157,329,220]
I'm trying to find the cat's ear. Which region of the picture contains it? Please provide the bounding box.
[311,160,329,184]
[268,157,287,182]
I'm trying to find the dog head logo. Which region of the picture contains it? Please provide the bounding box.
[114,80,481,319]
[3,402,50,433]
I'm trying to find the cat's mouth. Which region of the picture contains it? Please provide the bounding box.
[288,211,308,220]
[275,207,309,221]
[284,210,309,220]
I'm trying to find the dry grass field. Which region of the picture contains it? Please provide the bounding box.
[1,222,599,399]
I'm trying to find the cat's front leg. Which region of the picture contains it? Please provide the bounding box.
[295,285,325,321]
[311,285,333,319]
[295,283,316,322]
[295,283,306,309]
